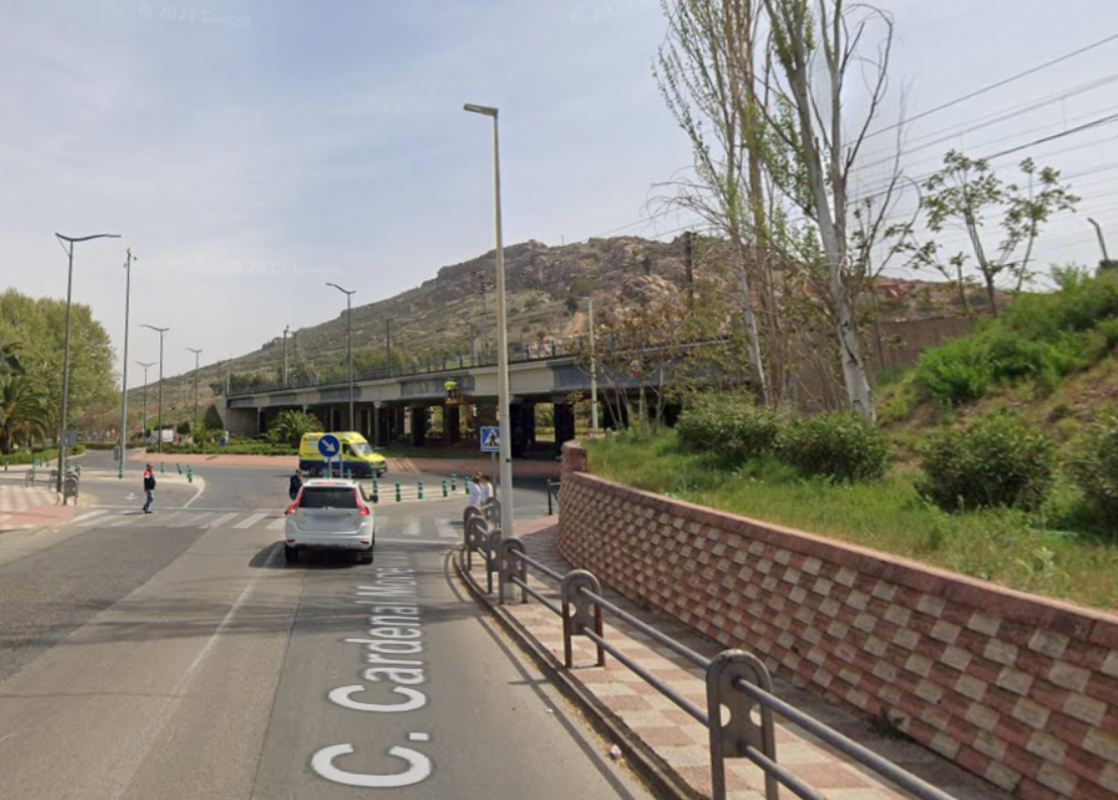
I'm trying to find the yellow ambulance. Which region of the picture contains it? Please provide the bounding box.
[298,432,387,478]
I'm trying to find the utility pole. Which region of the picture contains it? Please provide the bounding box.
[586,295,599,433]
[385,318,392,369]
[282,325,290,387]
[118,248,136,477]
[186,347,203,433]
[684,230,695,310]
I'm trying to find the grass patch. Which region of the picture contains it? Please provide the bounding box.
[586,430,1118,610]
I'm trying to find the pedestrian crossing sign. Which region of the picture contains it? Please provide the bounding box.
[480,426,500,453]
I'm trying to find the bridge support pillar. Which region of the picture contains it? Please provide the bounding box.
[445,405,461,444]
[411,406,427,447]
[554,402,576,455]
[510,402,529,458]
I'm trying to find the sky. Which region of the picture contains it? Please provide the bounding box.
[3,0,1118,382]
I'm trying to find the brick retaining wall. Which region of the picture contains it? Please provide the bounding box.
[557,443,1118,800]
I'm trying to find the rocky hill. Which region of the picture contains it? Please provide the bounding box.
[130,234,979,428]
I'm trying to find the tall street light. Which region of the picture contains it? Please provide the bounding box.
[186,347,203,434]
[118,247,136,478]
[326,282,356,431]
[136,361,155,445]
[54,232,121,493]
[141,324,169,452]
[464,101,514,537]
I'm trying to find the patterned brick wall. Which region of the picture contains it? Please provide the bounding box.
[558,443,1118,800]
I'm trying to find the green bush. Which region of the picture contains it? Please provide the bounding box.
[1070,414,1118,532]
[267,409,323,448]
[918,413,1054,512]
[915,338,992,405]
[778,412,890,482]
[676,393,782,460]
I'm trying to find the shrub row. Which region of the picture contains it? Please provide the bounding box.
[915,270,1118,406]
[677,394,889,482]
[917,413,1054,512]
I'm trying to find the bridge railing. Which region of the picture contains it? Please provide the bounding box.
[459,526,961,800]
[226,336,589,398]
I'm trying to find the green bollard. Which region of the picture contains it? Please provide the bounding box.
[395,483,401,502]
[418,480,424,500]
[450,475,457,492]
[118,463,123,480]
[187,465,193,484]
[160,462,165,474]
[442,480,448,498]
[177,463,182,474]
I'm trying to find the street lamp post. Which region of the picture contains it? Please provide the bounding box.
[54,232,121,493]
[464,101,514,537]
[326,283,356,430]
[136,361,155,445]
[187,347,203,434]
[141,325,169,452]
[118,248,136,478]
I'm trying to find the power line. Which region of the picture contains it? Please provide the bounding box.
[983,110,1118,160]
[864,31,1118,141]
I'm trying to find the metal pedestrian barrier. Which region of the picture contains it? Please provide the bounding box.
[460,534,961,800]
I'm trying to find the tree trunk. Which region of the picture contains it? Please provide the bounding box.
[984,273,999,316]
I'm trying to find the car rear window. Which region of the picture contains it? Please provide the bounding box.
[300,487,358,509]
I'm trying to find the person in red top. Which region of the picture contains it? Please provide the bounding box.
[142,463,156,514]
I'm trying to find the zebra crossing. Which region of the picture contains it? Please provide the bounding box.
[73,506,463,540]
[0,483,57,513]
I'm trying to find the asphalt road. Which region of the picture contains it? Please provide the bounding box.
[0,453,651,800]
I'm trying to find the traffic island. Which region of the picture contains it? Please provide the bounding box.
[455,520,1005,800]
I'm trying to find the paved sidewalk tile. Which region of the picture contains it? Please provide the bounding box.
[0,481,77,531]
[467,521,1007,800]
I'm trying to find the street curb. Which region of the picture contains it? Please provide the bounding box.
[453,548,700,800]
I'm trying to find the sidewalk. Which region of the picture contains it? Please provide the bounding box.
[0,478,78,532]
[462,520,1005,800]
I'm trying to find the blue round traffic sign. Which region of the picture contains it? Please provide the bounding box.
[318,434,341,459]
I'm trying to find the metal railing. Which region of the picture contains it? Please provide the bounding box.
[546,479,560,515]
[460,529,961,800]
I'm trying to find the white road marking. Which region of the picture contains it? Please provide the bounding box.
[205,512,240,528]
[234,512,268,529]
[105,542,280,800]
[72,509,110,524]
[267,517,286,530]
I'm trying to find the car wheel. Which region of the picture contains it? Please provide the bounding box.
[358,547,374,564]
[284,544,299,564]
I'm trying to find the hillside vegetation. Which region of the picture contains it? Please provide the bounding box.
[585,269,1118,610]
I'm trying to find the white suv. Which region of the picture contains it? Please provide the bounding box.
[284,479,375,564]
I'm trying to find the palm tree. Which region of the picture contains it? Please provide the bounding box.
[0,373,48,454]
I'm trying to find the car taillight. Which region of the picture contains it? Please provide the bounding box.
[359,504,371,517]
[286,502,299,515]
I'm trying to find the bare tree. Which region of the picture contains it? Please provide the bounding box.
[655,0,773,403]
[761,0,902,421]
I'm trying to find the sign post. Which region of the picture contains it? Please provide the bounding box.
[318,434,341,480]
[480,425,500,493]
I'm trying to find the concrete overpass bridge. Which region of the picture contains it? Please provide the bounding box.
[217,347,619,457]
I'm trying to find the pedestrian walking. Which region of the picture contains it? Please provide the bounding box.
[289,468,303,501]
[142,463,156,514]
